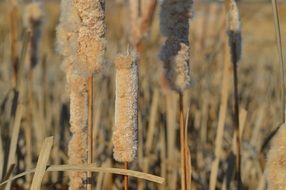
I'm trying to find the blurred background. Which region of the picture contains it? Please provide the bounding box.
[0,0,286,189]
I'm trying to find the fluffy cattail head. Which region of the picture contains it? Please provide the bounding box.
[113,52,138,162]
[160,38,191,93]
[226,0,241,63]
[57,0,106,78]
[159,0,192,93]
[68,73,88,190]
[266,125,286,190]
[73,0,106,77]
[56,0,80,58]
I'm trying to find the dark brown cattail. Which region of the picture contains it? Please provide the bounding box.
[159,0,192,93]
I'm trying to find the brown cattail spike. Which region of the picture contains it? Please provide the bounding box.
[266,125,286,190]
[68,73,88,190]
[159,0,192,93]
[56,0,106,189]
[113,52,138,162]
[73,0,106,77]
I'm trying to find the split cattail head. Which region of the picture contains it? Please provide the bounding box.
[160,38,191,93]
[266,125,286,190]
[226,0,241,63]
[159,0,192,93]
[113,51,138,162]
[68,73,88,190]
[57,0,106,78]
[73,0,106,77]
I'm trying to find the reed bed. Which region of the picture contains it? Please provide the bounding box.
[0,1,286,190]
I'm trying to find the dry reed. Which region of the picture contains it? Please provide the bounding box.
[128,0,157,50]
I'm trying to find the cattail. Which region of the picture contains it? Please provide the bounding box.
[23,2,43,69]
[226,0,241,63]
[56,0,105,189]
[266,126,286,190]
[112,52,138,162]
[73,0,106,77]
[159,0,192,94]
[57,0,106,78]
[159,1,192,189]
[225,0,242,188]
[68,73,88,190]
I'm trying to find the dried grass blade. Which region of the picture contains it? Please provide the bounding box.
[0,164,165,186]
[30,136,54,190]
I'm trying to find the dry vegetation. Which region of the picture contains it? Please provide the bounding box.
[0,0,286,189]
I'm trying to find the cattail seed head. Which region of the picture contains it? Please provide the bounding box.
[226,0,242,63]
[160,38,191,93]
[266,125,286,190]
[57,0,106,78]
[68,73,88,190]
[56,0,105,189]
[113,52,138,162]
[226,0,241,33]
[73,0,106,77]
[159,0,192,93]
[56,0,80,58]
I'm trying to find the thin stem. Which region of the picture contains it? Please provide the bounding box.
[271,0,286,122]
[179,94,186,190]
[231,43,242,189]
[87,76,93,190]
[10,5,18,87]
[124,162,128,190]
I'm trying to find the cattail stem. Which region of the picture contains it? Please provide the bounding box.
[179,94,187,190]
[10,5,18,87]
[124,162,128,190]
[87,76,93,190]
[231,50,242,190]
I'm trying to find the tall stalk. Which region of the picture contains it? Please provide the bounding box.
[225,0,242,188]
[159,0,193,189]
